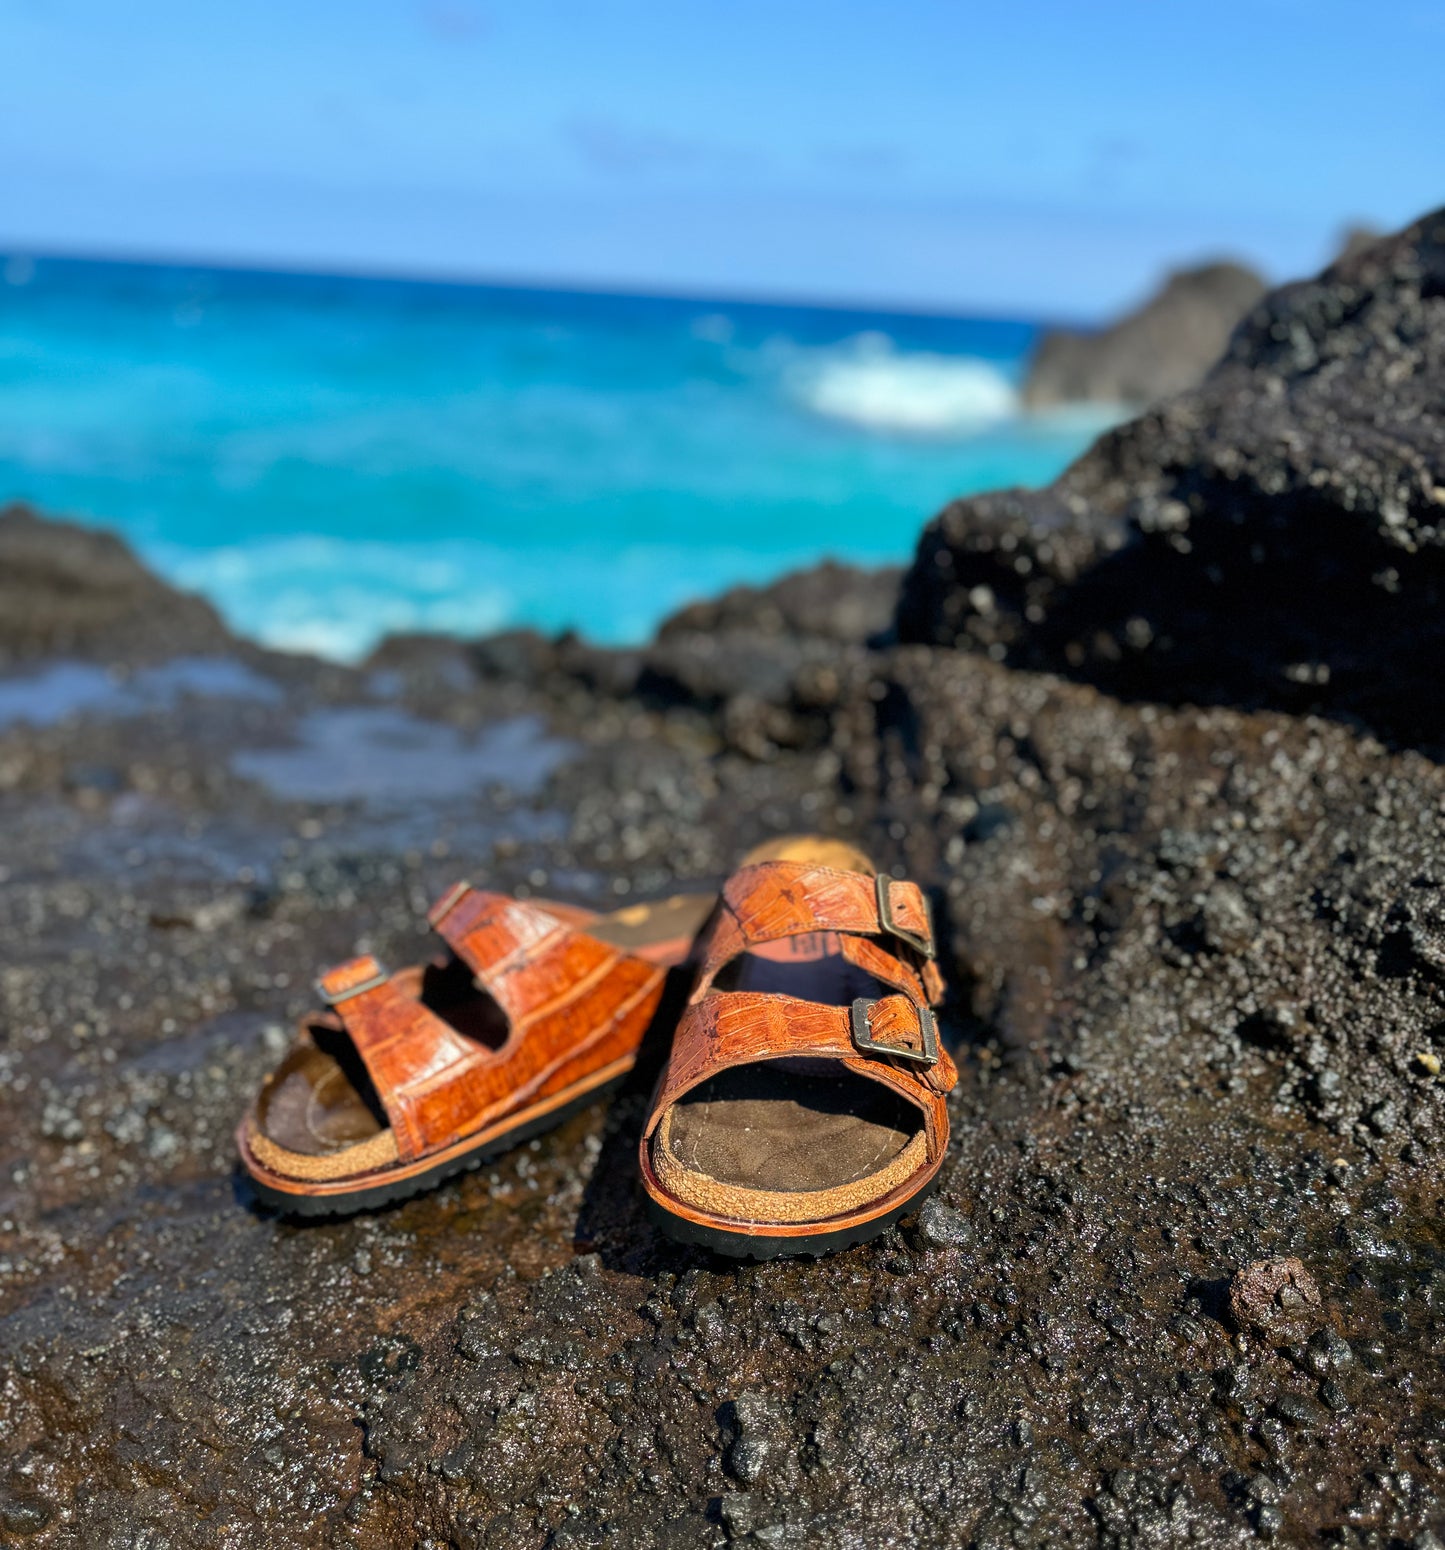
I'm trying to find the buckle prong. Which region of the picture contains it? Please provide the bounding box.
[875,873,935,959]
[849,996,939,1069]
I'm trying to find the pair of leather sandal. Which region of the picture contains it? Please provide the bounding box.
[236,836,955,1257]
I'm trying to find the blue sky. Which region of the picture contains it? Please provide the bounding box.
[2,0,1441,317]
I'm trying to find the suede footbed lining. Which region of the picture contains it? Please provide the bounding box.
[652,1106,928,1224]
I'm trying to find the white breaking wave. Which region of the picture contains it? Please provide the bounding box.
[144,533,840,662]
[154,536,515,662]
[789,334,1018,436]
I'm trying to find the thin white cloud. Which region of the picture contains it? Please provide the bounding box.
[562,116,762,181]
[412,0,488,43]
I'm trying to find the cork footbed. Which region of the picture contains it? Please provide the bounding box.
[649,836,929,1226]
[245,890,715,1184]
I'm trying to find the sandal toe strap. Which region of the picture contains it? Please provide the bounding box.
[426,883,619,1029]
[693,861,942,1004]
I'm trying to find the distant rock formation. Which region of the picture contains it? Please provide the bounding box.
[0,501,230,666]
[1335,223,1384,263]
[1022,260,1267,409]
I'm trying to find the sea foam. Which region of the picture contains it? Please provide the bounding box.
[157,537,515,661]
[790,334,1017,435]
[151,534,826,661]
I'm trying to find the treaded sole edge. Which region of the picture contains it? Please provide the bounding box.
[644,1169,940,1261]
[244,1076,625,1219]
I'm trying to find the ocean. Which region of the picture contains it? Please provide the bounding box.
[0,255,1117,661]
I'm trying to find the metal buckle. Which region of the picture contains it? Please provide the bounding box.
[849,996,939,1069]
[427,880,471,928]
[875,872,935,959]
[315,968,389,1005]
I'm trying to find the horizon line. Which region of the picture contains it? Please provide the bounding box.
[0,238,1100,332]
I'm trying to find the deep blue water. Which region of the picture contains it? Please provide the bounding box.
[0,254,1117,659]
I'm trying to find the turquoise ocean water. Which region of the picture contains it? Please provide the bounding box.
[0,255,1116,660]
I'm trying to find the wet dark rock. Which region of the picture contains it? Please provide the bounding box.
[1306,1327,1353,1374]
[1230,1258,1325,1342]
[0,1498,53,1536]
[715,1491,759,1537]
[1255,1503,1284,1538]
[365,630,483,698]
[639,629,821,715]
[467,628,564,687]
[739,1527,789,1549]
[1093,1466,1250,1548]
[722,1391,785,1487]
[1318,1379,1352,1414]
[901,207,1445,756]
[911,1196,977,1251]
[1271,1391,1331,1431]
[657,560,899,648]
[0,502,231,666]
[1338,1222,1394,1260]
[1023,259,1267,409]
[637,607,882,762]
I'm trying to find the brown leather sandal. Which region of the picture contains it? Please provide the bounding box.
[639,837,955,1258]
[237,883,714,1215]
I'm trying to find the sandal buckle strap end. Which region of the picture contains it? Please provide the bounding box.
[316,955,390,1005]
[849,996,939,1069]
[426,880,472,928]
[875,872,936,959]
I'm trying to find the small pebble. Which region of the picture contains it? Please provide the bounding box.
[724,1392,782,1487]
[1,1500,52,1535]
[1319,1379,1352,1413]
[1306,1328,1353,1374]
[912,1197,977,1251]
[1229,1257,1325,1341]
[1272,1392,1330,1430]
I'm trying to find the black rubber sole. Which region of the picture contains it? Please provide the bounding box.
[644,1169,940,1261]
[245,1075,625,1219]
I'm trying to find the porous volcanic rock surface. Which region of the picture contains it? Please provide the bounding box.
[1,213,1444,1549]
[904,207,1445,758]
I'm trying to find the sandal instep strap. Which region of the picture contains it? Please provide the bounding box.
[835,934,945,1014]
[427,884,625,1029]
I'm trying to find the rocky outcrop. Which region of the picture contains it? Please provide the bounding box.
[654,559,899,647]
[634,563,897,760]
[904,207,1445,754]
[1335,223,1384,264]
[1022,260,1267,408]
[3,524,1443,1542]
[368,559,900,762]
[0,502,231,666]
